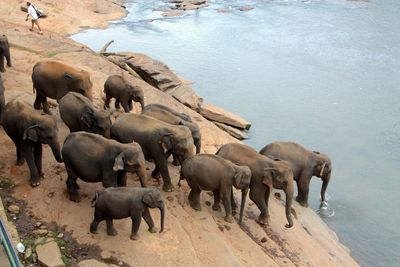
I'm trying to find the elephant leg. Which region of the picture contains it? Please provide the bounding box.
[121,100,130,113]
[187,180,202,211]
[212,190,221,211]
[117,171,127,187]
[171,154,180,166]
[0,55,5,72]
[128,99,133,111]
[34,143,43,178]
[22,143,41,187]
[42,97,51,115]
[65,166,80,202]
[296,175,310,207]
[114,98,121,109]
[249,184,270,225]
[33,90,43,110]
[5,50,11,67]
[104,94,111,109]
[151,165,161,179]
[106,219,118,236]
[142,207,156,233]
[231,187,238,215]
[10,137,24,165]
[102,171,118,188]
[221,188,234,223]
[130,213,142,240]
[90,211,105,234]
[156,156,174,192]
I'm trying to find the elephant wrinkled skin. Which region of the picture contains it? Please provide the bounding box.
[59,92,111,138]
[0,74,5,121]
[62,132,148,202]
[180,154,251,224]
[90,187,165,240]
[260,141,332,207]
[1,100,63,186]
[111,113,195,192]
[0,35,11,72]
[32,60,93,114]
[217,143,294,228]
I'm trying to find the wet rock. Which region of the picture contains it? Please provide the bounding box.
[162,10,184,17]
[214,122,248,140]
[36,240,64,267]
[238,6,254,12]
[8,204,20,214]
[200,103,251,130]
[171,0,208,10]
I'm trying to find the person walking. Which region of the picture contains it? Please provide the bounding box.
[25,2,43,35]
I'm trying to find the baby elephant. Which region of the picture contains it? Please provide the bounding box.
[104,75,144,112]
[180,154,251,224]
[90,187,165,240]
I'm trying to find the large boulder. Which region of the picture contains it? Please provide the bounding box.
[213,122,248,140]
[36,240,64,267]
[167,85,203,111]
[200,103,251,130]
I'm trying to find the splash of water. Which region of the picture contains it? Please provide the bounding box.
[317,200,335,218]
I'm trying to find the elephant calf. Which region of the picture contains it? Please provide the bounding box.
[260,141,332,207]
[62,132,148,202]
[0,74,5,121]
[59,92,112,138]
[180,154,251,224]
[104,75,145,112]
[2,100,63,186]
[90,187,165,240]
[0,34,11,72]
[142,104,202,162]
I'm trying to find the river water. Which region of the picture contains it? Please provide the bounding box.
[73,0,400,266]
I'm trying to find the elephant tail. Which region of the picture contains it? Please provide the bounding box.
[91,191,100,207]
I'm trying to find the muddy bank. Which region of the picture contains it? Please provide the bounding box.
[0,1,358,266]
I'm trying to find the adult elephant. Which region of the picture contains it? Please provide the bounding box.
[62,132,148,202]
[0,35,11,72]
[260,141,332,207]
[111,113,195,192]
[0,74,5,121]
[32,60,93,114]
[104,75,144,112]
[216,143,294,228]
[180,154,251,224]
[59,92,112,138]
[142,104,201,157]
[2,100,63,186]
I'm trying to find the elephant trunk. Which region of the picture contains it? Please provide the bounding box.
[140,98,145,111]
[284,179,294,228]
[159,202,165,233]
[239,188,248,225]
[137,164,148,187]
[49,140,63,163]
[195,139,201,154]
[320,172,331,202]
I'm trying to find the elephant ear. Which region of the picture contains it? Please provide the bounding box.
[160,132,174,154]
[23,125,40,142]
[142,192,153,207]
[80,106,94,128]
[113,152,124,172]
[233,169,243,188]
[262,168,274,188]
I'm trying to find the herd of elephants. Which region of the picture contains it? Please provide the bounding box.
[0,36,332,240]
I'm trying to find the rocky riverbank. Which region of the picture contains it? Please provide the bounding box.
[0,0,359,266]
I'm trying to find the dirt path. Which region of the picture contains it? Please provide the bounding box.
[0,1,359,266]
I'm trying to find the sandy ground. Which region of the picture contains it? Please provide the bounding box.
[0,1,359,266]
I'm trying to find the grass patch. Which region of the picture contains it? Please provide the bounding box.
[9,43,42,55]
[0,173,14,189]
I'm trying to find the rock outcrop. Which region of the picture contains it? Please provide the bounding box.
[36,239,64,267]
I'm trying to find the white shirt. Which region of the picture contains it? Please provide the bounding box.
[28,5,39,20]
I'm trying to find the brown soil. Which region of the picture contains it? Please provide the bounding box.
[0,1,359,266]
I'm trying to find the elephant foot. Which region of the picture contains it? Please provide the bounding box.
[130,233,140,240]
[30,176,41,187]
[17,158,25,166]
[295,196,309,208]
[151,171,161,179]
[232,209,237,216]
[212,204,221,211]
[162,183,174,192]
[189,200,202,211]
[148,227,157,233]
[256,214,270,225]
[69,192,81,203]
[107,228,118,236]
[172,160,180,166]
[224,215,234,223]
[90,224,98,234]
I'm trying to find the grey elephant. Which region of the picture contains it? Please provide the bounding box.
[59,92,112,138]
[0,74,5,121]
[1,100,63,186]
[142,104,201,163]
[111,113,195,192]
[216,143,294,228]
[32,60,93,114]
[0,35,11,72]
[104,75,144,112]
[90,187,165,240]
[62,132,148,202]
[179,154,251,224]
[260,141,332,207]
